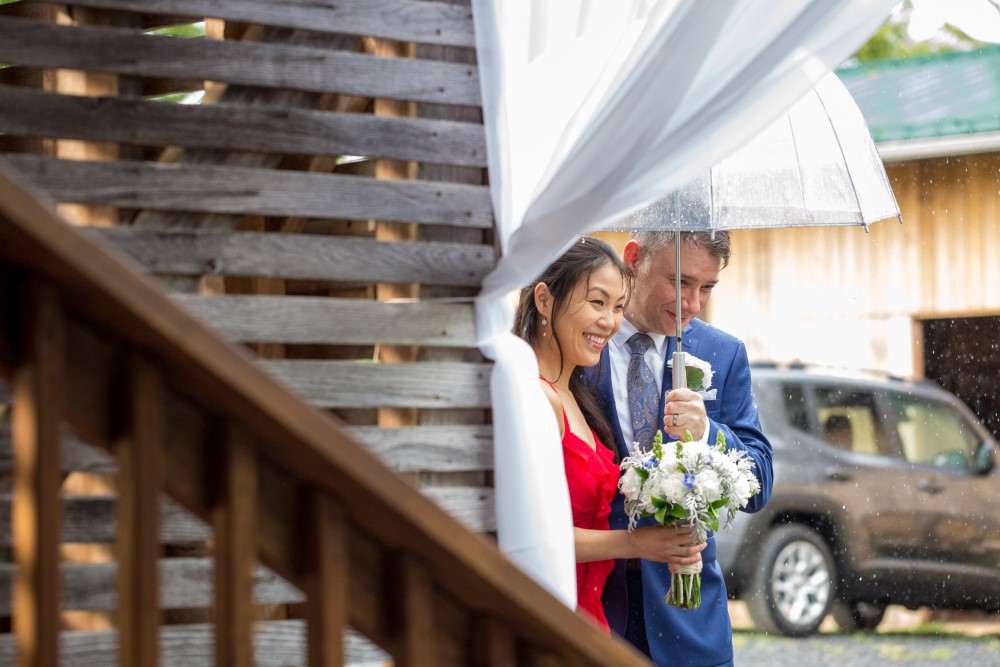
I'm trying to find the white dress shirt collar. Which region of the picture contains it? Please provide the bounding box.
[613,318,669,356]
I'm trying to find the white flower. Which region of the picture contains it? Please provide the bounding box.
[619,466,643,498]
[656,472,689,505]
[733,477,751,501]
[639,480,658,512]
[695,469,722,502]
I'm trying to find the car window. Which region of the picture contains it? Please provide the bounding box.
[780,383,809,432]
[887,393,979,470]
[813,386,888,456]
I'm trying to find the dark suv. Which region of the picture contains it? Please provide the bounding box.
[717,364,1000,636]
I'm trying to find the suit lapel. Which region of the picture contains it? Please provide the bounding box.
[591,349,629,460]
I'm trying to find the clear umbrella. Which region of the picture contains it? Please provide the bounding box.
[603,72,900,387]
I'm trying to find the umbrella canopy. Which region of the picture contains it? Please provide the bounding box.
[604,72,900,386]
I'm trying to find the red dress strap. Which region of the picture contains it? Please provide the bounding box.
[539,376,571,434]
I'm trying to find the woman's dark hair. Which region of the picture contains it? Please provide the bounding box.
[513,236,630,459]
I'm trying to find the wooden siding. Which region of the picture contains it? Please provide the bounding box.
[709,153,1000,376]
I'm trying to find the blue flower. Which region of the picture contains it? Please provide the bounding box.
[683,473,696,491]
[644,457,660,469]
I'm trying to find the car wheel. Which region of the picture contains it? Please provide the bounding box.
[831,600,886,633]
[744,524,836,637]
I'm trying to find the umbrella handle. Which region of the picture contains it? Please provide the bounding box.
[672,351,687,391]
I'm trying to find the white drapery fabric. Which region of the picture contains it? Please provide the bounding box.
[471,0,899,606]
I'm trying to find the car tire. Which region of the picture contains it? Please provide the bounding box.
[831,600,886,633]
[744,524,836,637]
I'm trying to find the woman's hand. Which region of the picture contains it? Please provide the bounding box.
[630,524,706,568]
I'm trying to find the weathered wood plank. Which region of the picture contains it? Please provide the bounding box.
[0,65,201,100]
[23,0,476,48]
[0,558,304,614]
[212,427,257,667]
[344,425,492,472]
[0,2,200,28]
[0,426,117,476]
[0,423,493,474]
[4,155,492,228]
[11,281,63,667]
[117,358,166,667]
[422,486,495,533]
[0,16,481,105]
[0,270,11,379]
[172,295,477,347]
[302,494,348,666]
[0,84,487,166]
[0,494,214,547]
[0,484,493,547]
[469,616,518,666]
[0,621,390,666]
[394,554,436,667]
[261,360,491,409]
[85,228,495,286]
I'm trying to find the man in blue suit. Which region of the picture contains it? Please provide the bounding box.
[588,230,773,666]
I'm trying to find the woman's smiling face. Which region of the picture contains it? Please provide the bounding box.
[551,262,627,370]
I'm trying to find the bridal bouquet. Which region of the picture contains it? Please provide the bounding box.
[619,429,760,609]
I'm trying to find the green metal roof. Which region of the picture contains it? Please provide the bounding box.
[837,46,1000,142]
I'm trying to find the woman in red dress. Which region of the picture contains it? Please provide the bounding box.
[514,237,704,632]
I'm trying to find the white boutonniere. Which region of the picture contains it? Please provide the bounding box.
[667,352,714,394]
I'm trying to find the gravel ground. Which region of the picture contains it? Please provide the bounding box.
[733,631,1000,666]
[730,603,1000,666]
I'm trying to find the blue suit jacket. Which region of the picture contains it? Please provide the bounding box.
[587,319,773,667]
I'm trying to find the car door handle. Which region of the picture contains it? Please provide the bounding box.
[917,478,943,495]
[824,466,852,482]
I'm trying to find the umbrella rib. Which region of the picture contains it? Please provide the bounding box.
[785,109,810,222]
[813,84,867,229]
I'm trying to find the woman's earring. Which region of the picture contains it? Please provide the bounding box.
[541,317,547,336]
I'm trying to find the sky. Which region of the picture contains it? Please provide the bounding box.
[907,0,1000,42]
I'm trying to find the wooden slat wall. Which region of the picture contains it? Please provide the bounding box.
[0,0,494,499]
[0,0,510,662]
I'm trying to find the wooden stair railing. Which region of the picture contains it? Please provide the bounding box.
[0,165,649,665]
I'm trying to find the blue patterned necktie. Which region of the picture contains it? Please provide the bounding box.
[626,333,659,453]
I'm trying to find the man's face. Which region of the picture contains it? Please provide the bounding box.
[623,239,723,335]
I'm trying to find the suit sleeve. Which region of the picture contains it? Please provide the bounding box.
[706,340,773,513]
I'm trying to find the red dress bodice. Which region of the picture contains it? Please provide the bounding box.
[558,405,619,632]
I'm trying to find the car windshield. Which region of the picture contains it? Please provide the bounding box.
[887,393,980,469]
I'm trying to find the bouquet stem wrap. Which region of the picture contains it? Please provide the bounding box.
[667,557,703,608]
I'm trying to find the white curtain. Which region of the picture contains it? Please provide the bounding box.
[471,0,899,606]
